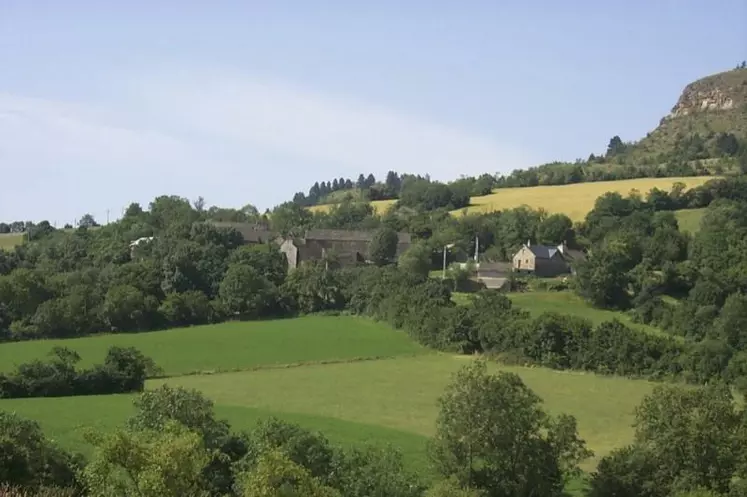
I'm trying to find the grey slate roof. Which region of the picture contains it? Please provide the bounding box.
[527,245,559,259]
[305,229,412,244]
[207,222,278,243]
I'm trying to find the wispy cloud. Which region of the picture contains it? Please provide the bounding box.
[0,69,534,221]
[134,70,534,182]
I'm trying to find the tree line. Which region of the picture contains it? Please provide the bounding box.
[0,346,158,399]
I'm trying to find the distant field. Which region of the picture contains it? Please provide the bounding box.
[675,208,706,233]
[0,316,425,376]
[309,198,396,215]
[308,177,713,221]
[452,177,713,220]
[0,232,24,250]
[0,354,655,472]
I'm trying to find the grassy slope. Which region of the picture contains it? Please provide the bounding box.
[508,291,663,335]
[0,355,655,473]
[309,176,712,221]
[0,233,24,250]
[675,208,706,234]
[0,316,425,376]
[153,355,654,470]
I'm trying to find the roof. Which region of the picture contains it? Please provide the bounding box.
[207,222,277,243]
[561,248,586,263]
[305,229,411,244]
[526,244,560,259]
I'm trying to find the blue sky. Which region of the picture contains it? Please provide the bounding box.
[1,1,745,224]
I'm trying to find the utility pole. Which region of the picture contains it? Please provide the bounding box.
[442,243,455,279]
[106,209,110,224]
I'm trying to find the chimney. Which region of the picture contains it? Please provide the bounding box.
[558,240,566,254]
[526,239,531,247]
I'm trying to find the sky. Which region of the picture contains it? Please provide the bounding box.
[1,1,745,224]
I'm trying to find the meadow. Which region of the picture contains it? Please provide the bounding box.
[674,207,706,233]
[0,232,24,250]
[0,352,655,473]
[0,315,425,376]
[308,176,713,221]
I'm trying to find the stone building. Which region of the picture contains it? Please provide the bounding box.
[512,240,584,277]
[280,229,412,269]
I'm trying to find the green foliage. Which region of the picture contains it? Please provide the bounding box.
[368,226,399,266]
[589,383,747,497]
[397,241,433,278]
[0,346,158,399]
[82,421,211,497]
[428,361,591,497]
[238,449,341,497]
[0,411,81,491]
[219,264,276,319]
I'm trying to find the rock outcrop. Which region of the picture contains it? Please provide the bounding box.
[665,67,747,121]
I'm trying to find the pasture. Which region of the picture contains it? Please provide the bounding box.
[675,208,706,233]
[508,291,664,335]
[453,290,664,336]
[0,352,656,473]
[0,316,425,376]
[0,232,24,250]
[307,176,713,221]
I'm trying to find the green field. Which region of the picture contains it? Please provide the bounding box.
[508,291,663,335]
[0,354,655,473]
[0,232,24,250]
[0,314,661,490]
[454,290,663,335]
[0,316,425,376]
[675,208,706,233]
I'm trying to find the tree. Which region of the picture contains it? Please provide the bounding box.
[219,264,274,319]
[82,421,211,497]
[129,385,247,496]
[0,411,81,490]
[590,384,745,497]
[398,242,432,278]
[238,450,340,497]
[356,174,366,189]
[537,213,574,245]
[428,361,590,497]
[368,227,399,266]
[78,213,98,228]
[100,284,158,332]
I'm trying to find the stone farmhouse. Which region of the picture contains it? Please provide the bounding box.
[280,229,412,269]
[206,222,411,269]
[512,240,585,277]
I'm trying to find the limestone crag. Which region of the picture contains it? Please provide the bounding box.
[665,68,747,121]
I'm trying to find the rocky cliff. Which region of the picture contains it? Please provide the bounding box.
[665,67,747,121]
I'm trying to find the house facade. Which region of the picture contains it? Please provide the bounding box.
[512,241,574,277]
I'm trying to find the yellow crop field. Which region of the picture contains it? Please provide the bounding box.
[309,198,396,215]
[451,177,713,221]
[309,176,714,221]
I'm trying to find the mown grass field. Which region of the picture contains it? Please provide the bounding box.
[508,291,663,335]
[453,290,663,336]
[0,354,655,473]
[308,176,713,221]
[675,208,706,233]
[0,316,425,376]
[0,314,662,494]
[0,232,24,250]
